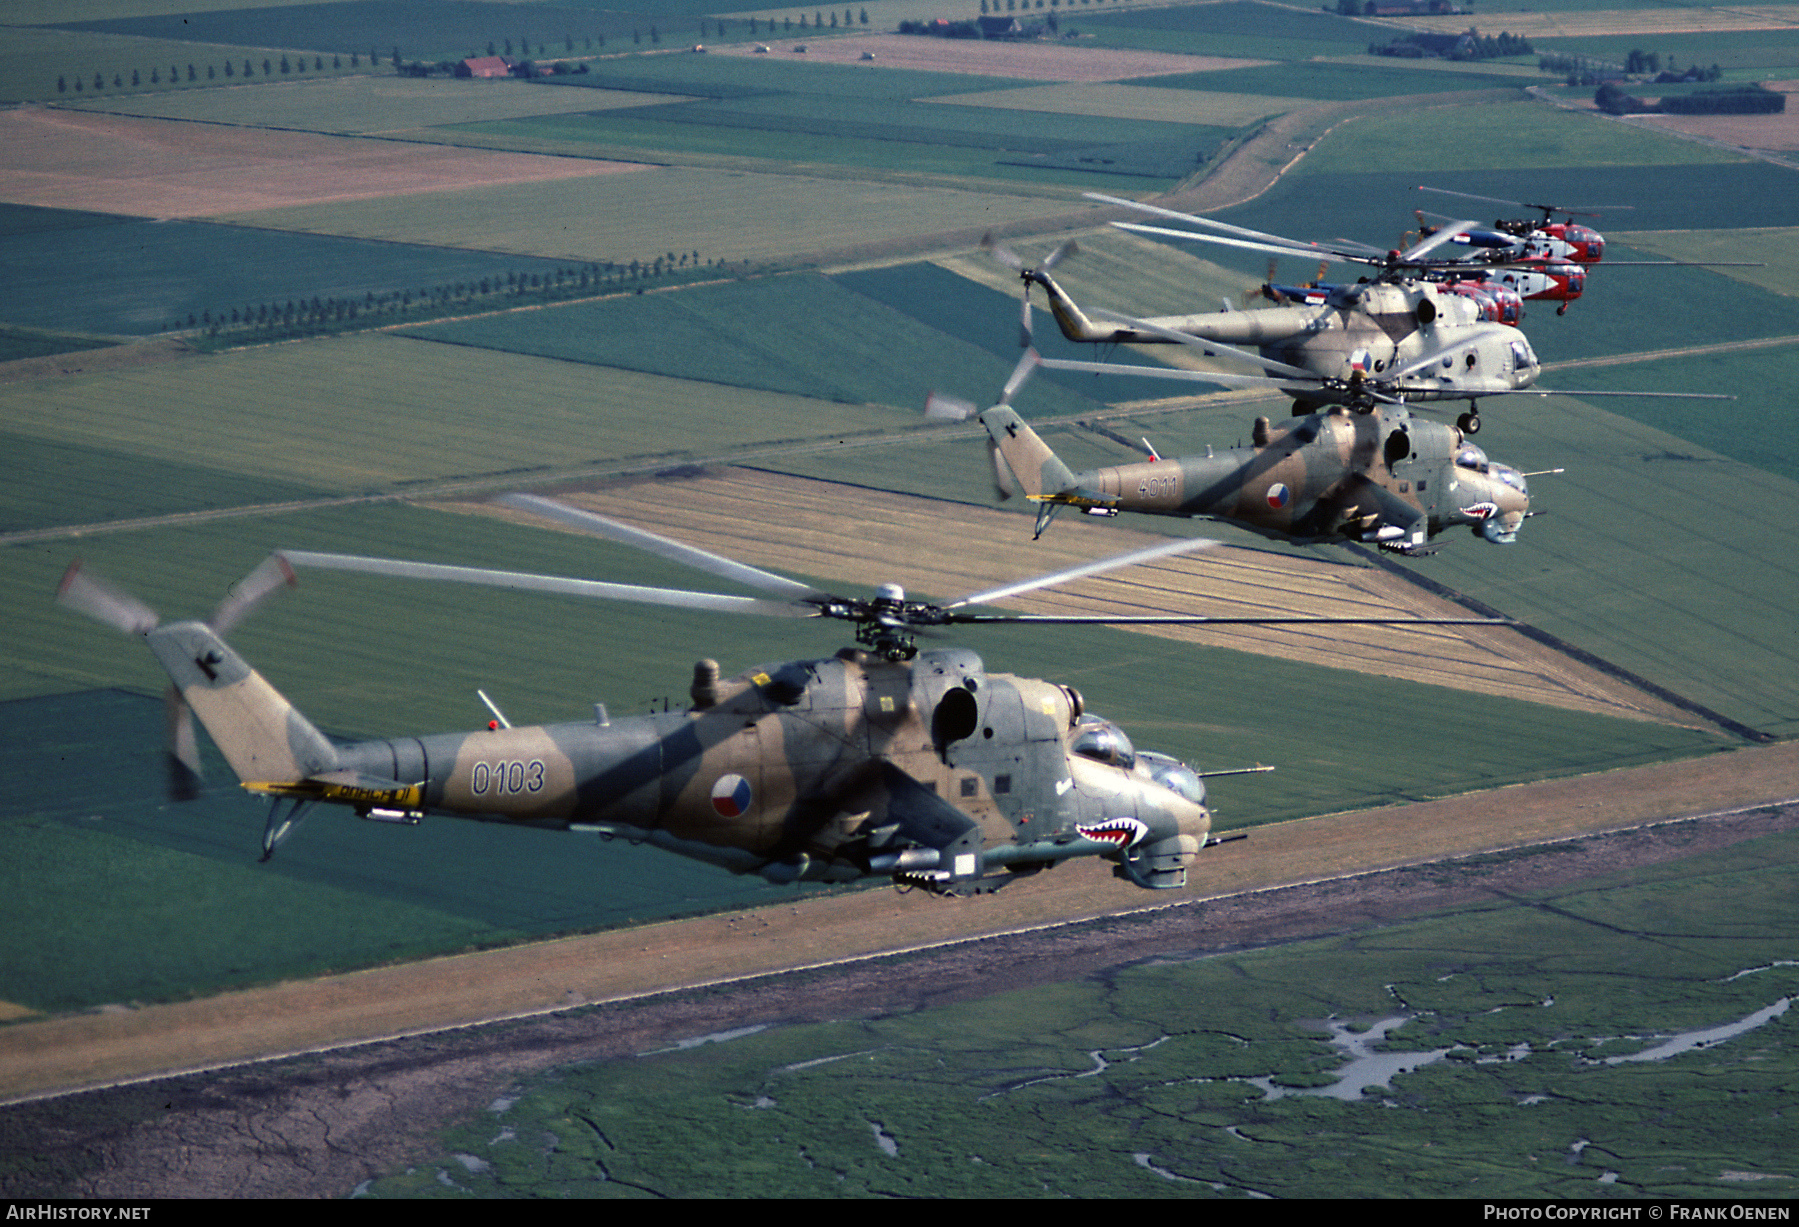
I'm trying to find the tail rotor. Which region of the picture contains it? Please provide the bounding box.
[983,233,1077,348]
[57,557,296,801]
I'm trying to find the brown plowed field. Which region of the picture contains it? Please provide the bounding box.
[711,32,1264,81]
[472,467,1697,725]
[0,108,647,219]
[1633,83,1799,150]
[1406,6,1799,37]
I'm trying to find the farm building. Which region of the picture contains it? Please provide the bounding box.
[456,56,515,78]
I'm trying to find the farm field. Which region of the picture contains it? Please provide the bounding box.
[707,32,1258,81]
[211,164,1081,260]
[366,822,1799,1198]
[0,488,1728,1015]
[1072,0,1389,60]
[0,108,645,220]
[0,24,363,104]
[50,0,650,63]
[2,1,1798,1191]
[56,73,680,133]
[0,334,896,501]
[923,81,1310,126]
[1404,5,1799,40]
[1633,103,1799,152]
[0,210,589,336]
[1134,57,1539,99]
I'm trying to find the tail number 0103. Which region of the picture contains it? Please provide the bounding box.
[472,759,546,795]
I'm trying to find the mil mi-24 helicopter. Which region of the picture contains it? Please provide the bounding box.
[57,494,1506,894]
[933,340,1535,553]
[991,193,1729,433]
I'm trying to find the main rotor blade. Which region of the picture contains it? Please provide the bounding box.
[1112,221,1342,265]
[1091,308,1319,380]
[278,550,813,619]
[1040,354,1301,393]
[999,347,1041,405]
[1473,388,1735,401]
[1416,185,1520,211]
[950,613,1515,626]
[1085,192,1313,251]
[946,535,1221,610]
[210,552,298,634]
[1398,219,1482,264]
[925,392,979,422]
[498,494,823,600]
[56,561,159,634]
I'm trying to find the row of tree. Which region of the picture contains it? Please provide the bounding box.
[981,0,1121,10]
[174,257,731,341]
[57,53,362,93]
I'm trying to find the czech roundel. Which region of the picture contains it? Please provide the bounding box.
[711,773,753,818]
[1265,482,1291,510]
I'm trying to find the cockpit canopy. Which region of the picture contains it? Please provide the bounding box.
[1490,463,1527,494]
[1070,715,1134,770]
[1136,750,1206,806]
[1455,444,1528,495]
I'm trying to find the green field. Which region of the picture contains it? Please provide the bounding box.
[1135,57,1537,100]
[214,166,1075,261]
[58,72,665,133]
[0,210,588,336]
[359,823,1799,1198]
[1532,27,1799,75]
[1072,0,1382,61]
[0,334,897,501]
[0,24,366,103]
[0,496,1729,1012]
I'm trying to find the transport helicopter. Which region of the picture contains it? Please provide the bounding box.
[932,341,1538,553]
[57,496,1507,895]
[991,199,1545,434]
[992,195,1729,433]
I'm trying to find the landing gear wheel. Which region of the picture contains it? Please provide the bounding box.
[1457,410,1481,435]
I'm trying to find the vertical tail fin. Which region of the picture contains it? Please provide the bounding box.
[978,406,1079,500]
[145,622,338,787]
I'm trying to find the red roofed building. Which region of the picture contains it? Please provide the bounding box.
[457,56,515,78]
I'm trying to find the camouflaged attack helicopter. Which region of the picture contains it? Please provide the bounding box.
[931,334,1537,554]
[57,495,1506,895]
[990,194,1727,435]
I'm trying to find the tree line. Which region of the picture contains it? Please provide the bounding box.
[57,53,361,95]
[175,256,745,344]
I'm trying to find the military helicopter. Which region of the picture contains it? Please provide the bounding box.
[933,340,1536,552]
[992,197,1543,434]
[1413,186,1760,313]
[992,194,1729,433]
[57,495,1507,895]
[1415,186,1621,265]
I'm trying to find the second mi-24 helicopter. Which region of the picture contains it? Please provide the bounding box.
[992,193,1729,433]
[932,340,1538,553]
[58,494,1506,895]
